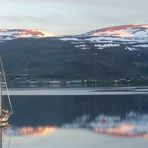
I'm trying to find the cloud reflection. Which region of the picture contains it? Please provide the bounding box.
[7,126,57,137]
[62,113,148,139]
[19,126,57,136]
[95,124,148,138]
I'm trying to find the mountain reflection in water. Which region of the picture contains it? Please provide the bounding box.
[95,124,148,138]
[6,126,57,137]
[62,112,148,138]
[6,91,148,139]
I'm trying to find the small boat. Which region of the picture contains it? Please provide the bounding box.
[0,58,13,147]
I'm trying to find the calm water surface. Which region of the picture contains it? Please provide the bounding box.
[3,87,148,148]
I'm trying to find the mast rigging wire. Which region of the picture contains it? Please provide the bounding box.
[0,58,13,113]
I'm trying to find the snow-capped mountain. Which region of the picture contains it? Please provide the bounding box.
[0,25,148,45]
[0,24,148,51]
[60,24,148,50]
[83,24,148,38]
[1,24,148,82]
[0,29,54,42]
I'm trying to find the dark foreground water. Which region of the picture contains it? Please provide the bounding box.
[9,95,148,126]
[3,87,148,148]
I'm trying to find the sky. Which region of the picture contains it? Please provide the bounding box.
[0,0,147,35]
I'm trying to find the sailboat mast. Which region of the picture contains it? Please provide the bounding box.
[0,58,13,114]
[0,72,2,148]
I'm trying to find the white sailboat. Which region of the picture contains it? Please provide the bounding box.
[0,58,13,148]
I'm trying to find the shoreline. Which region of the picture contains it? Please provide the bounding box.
[2,86,148,96]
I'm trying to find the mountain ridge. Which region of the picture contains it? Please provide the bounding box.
[0,29,54,42]
[84,24,148,37]
[0,24,148,86]
[0,24,148,41]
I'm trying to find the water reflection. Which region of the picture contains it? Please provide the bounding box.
[7,93,148,139]
[18,126,56,136]
[6,113,148,139]
[95,124,148,138]
[62,112,148,138]
[6,126,57,137]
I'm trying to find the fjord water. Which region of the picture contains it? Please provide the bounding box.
[4,87,148,148]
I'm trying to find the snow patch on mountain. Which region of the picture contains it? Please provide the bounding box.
[85,36,130,43]
[94,44,120,49]
[60,37,82,41]
[125,47,138,51]
[75,44,89,50]
[134,44,148,48]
